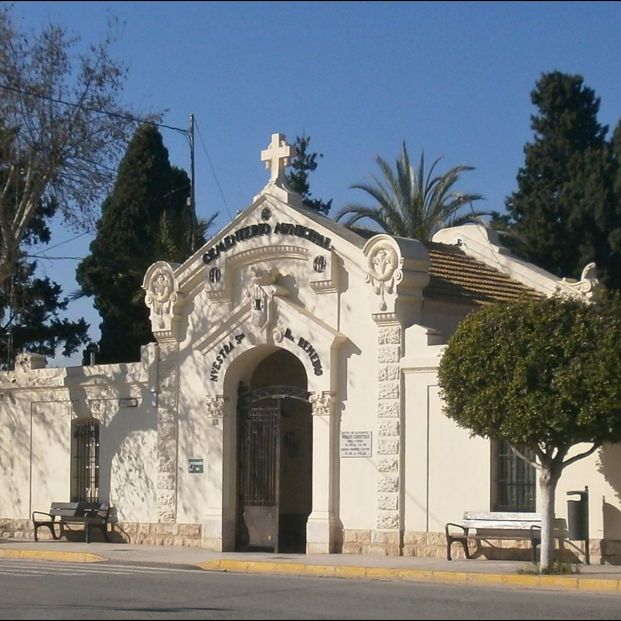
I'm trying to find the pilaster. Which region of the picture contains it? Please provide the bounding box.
[156,341,180,523]
[374,314,403,555]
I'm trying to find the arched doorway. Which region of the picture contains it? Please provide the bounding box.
[236,349,312,553]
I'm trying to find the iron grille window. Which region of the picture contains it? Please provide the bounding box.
[71,419,100,502]
[492,440,536,512]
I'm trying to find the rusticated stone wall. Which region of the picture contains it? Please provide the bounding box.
[342,528,619,564]
[373,320,402,555]
[0,518,202,547]
[114,522,203,547]
[156,341,180,523]
[2,518,620,563]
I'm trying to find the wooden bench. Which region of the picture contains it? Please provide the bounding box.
[32,502,111,544]
[445,511,543,561]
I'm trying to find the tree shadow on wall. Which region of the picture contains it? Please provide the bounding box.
[597,444,621,563]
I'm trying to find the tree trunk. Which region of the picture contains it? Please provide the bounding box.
[539,465,561,571]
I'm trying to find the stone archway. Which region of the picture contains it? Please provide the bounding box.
[235,349,312,553]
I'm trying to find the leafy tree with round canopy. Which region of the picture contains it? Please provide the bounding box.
[437,293,621,571]
[335,142,486,240]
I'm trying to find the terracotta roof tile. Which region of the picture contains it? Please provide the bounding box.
[424,241,542,305]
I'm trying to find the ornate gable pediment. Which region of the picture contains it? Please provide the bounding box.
[142,133,366,345]
[199,198,341,305]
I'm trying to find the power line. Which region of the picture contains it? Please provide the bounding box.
[24,254,83,261]
[195,120,232,220]
[32,231,92,253]
[0,82,188,136]
[1,83,226,257]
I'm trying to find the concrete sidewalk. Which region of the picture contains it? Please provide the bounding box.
[1,538,620,594]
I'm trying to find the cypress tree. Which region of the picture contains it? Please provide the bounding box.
[76,125,192,363]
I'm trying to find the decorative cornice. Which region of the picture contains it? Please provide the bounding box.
[372,312,400,326]
[193,303,250,354]
[309,280,338,294]
[229,244,309,267]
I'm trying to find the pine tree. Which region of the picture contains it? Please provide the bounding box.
[76,125,195,363]
[286,135,332,215]
[498,71,621,289]
[0,198,89,367]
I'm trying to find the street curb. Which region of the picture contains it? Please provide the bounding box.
[198,560,621,593]
[0,549,106,563]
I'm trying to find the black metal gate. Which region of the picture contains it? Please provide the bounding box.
[237,384,309,552]
[238,403,280,550]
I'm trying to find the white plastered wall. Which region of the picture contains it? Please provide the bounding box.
[555,443,621,544]
[0,355,159,524]
[402,367,490,533]
[336,259,381,531]
[30,401,71,517]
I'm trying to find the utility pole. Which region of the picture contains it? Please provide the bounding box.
[189,113,197,253]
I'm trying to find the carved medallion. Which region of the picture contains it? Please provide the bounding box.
[366,244,401,311]
[144,263,179,333]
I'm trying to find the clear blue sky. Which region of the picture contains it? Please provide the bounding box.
[10,1,621,365]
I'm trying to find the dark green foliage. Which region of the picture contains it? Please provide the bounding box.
[0,139,89,366]
[613,120,621,210]
[336,142,485,240]
[496,72,621,289]
[286,135,332,215]
[76,125,194,363]
[438,294,621,450]
[0,258,89,365]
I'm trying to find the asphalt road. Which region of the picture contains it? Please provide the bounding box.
[0,559,619,620]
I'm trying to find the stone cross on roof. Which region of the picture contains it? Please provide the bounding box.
[261,133,293,185]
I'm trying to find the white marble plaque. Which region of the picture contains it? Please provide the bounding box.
[340,431,372,458]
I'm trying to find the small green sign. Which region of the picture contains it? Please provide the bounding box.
[188,458,204,474]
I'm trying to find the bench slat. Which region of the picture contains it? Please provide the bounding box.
[463,511,541,521]
[463,520,541,530]
[466,528,538,538]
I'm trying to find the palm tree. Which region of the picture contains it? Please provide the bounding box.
[156,211,219,264]
[335,142,486,240]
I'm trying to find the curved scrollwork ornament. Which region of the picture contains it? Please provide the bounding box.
[143,262,180,337]
[561,262,599,301]
[366,244,402,311]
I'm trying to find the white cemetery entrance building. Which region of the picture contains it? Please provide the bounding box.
[1,133,620,562]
